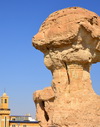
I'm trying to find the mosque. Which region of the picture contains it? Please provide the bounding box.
[0,92,40,127]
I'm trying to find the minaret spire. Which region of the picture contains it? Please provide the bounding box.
[0,92,10,127]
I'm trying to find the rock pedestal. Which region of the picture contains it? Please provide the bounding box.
[32,7,100,127]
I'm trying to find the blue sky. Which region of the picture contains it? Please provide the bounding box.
[0,0,100,118]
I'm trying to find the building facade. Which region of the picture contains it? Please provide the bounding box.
[0,93,40,127]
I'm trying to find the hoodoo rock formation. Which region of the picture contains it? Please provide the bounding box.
[32,7,100,127]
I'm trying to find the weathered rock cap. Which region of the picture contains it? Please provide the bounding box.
[32,7,100,53]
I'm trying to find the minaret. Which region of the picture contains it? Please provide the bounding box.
[0,93,11,127]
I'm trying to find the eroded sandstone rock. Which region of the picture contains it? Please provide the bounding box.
[32,7,100,127]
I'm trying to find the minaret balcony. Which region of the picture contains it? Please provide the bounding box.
[0,108,10,115]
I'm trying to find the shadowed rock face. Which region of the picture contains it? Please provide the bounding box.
[32,7,100,127]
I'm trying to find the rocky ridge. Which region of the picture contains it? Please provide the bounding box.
[33,7,100,127]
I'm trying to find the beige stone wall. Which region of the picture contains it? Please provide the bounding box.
[9,122,40,127]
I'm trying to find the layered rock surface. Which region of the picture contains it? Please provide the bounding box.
[32,7,100,127]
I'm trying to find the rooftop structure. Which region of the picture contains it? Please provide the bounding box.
[0,92,40,127]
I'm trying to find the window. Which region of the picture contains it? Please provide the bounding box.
[23,125,27,127]
[12,125,16,127]
[12,118,16,121]
[5,99,7,103]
